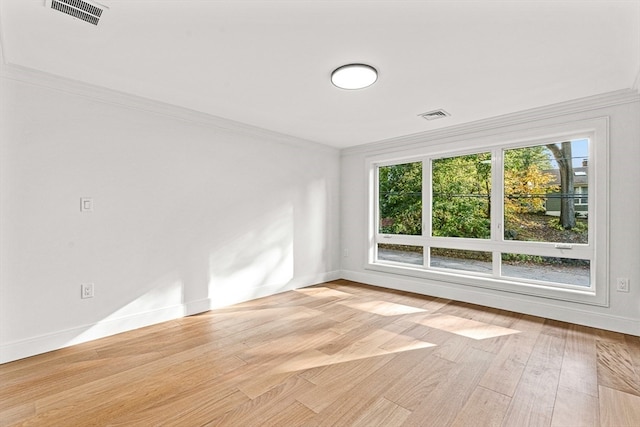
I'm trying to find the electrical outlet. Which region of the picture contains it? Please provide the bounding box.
[616,277,630,293]
[80,197,93,212]
[81,283,94,299]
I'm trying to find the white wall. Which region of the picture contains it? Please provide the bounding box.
[0,70,341,363]
[341,91,640,336]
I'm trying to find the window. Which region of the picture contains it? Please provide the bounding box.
[368,119,608,306]
[503,140,589,245]
[432,152,491,239]
[378,162,422,236]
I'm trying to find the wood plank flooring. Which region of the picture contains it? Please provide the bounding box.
[1,279,639,426]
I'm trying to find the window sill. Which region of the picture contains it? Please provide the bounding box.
[365,261,608,307]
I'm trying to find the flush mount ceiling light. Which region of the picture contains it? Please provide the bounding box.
[331,64,378,90]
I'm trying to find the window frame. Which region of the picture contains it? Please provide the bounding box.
[366,118,609,306]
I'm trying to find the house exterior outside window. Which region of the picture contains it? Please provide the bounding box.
[544,158,589,217]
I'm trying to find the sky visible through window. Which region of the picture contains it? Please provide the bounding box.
[547,138,589,168]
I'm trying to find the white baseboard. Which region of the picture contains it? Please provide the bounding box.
[0,303,191,364]
[0,271,341,364]
[341,269,639,336]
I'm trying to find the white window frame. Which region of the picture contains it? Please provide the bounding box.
[366,117,609,306]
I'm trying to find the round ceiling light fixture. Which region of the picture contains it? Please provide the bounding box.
[331,63,378,90]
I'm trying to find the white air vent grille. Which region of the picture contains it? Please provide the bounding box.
[50,0,104,25]
[419,109,450,121]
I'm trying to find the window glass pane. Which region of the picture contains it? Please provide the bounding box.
[503,139,589,243]
[432,153,491,238]
[378,244,423,266]
[430,248,492,274]
[378,162,422,235]
[501,253,590,287]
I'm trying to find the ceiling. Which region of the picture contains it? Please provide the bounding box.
[1,0,639,148]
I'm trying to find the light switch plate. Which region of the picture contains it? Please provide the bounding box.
[80,197,93,212]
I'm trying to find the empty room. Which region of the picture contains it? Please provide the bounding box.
[1,1,639,426]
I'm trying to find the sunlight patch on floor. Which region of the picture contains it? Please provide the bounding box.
[272,340,436,374]
[295,287,354,299]
[338,300,427,316]
[413,314,520,340]
[213,306,323,321]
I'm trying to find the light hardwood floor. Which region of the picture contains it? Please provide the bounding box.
[2,280,639,426]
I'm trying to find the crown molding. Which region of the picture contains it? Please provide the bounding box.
[343,89,640,157]
[0,61,338,154]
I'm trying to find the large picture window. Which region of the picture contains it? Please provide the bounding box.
[368,121,608,306]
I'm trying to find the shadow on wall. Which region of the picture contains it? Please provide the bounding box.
[51,180,330,360]
[208,203,295,308]
[52,204,296,358]
[65,273,187,349]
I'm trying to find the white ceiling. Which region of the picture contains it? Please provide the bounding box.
[1,0,639,148]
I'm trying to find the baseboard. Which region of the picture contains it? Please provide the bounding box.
[0,271,341,364]
[341,270,640,337]
[0,303,194,364]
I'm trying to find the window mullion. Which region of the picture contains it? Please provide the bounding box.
[492,147,504,243]
[491,148,504,276]
[423,157,431,264]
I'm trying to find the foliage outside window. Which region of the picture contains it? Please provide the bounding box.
[432,153,491,239]
[503,140,588,244]
[378,162,422,235]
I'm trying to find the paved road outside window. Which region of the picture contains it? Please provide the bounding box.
[378,248,589,287]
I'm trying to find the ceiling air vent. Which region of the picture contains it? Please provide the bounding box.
[47,0,105,26]
[419,109,450,121]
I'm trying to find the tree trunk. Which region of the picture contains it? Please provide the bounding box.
[546,142,575,229]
